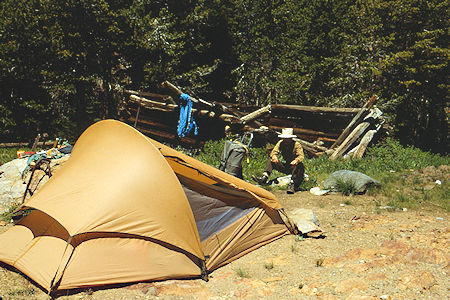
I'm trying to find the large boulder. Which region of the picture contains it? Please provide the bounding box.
[0,159,28,214]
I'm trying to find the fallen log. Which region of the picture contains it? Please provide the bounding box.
[330,108,383,160]
[129,95,240,126]
[124,90,176,104]
[352,123,383,158]
[240,105,271,124]
[269,125,339,140]
[294,139,326,157]
[0,141,54,148]
[130,94,177,111]
[271,104,361,114]
[219,113,242,124]
[268,116,350,134]
[227,106,265,129]
[128,117,173,131]
[330,95,378,149]
[161,81,215,108]
[135,126,200,146]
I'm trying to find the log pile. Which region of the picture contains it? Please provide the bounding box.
[119,81,385,158]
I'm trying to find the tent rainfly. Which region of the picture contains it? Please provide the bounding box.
[0,120,295,294]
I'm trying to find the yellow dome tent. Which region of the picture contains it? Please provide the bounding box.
[0,120,294,294]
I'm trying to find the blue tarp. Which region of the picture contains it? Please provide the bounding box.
[177,93,198,138]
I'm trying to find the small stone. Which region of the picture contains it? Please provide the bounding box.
[340,204,345,207]
[402,208,407,212]
[146,287,156,296]
[436,217,444,221]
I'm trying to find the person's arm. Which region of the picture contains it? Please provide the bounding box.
[270,141,282,163]
[290,142,305,165]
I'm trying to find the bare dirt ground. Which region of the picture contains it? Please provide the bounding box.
[0,190,448,300]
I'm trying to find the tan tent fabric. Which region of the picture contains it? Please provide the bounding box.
[23,120,204,259]
[202,207,289,270]
[150,139,283,210]
[0,120,291,293]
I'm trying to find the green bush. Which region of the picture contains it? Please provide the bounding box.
[0,147,26,165]
[335,178,358,196]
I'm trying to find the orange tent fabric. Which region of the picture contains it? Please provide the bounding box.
[0,120,292,293]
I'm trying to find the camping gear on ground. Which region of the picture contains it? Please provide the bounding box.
[0,120,294,294]
[16,151,36,159]
[290,208,324,238]
[219,132,253,179]
[309,187,329,196]
[22,158,52,203]
[323,169,381,194]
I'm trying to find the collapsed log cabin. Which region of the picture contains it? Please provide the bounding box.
[118,81,384,158]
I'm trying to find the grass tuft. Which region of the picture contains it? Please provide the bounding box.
[235,267,250,278]
[335,178,358,196]
[264,261,274,270]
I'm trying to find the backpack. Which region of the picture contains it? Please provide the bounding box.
[219,133,253,179]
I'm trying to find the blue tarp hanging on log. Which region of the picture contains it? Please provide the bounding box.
[177,93,198,138]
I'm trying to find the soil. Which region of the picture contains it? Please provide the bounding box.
[0,191,448,300]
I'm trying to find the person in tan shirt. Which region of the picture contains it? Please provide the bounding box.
[252,128,305,194]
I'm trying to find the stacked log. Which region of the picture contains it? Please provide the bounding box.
[119,81,384,158]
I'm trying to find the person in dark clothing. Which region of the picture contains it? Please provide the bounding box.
[252,128,305,194]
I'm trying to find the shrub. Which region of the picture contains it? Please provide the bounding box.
[264,261,274,270]
[235,267,250,278]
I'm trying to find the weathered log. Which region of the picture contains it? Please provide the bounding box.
[269,125,339,139]
[135,126,200,146]
[330,95,378,149]
[130,95,177,111]
[124,90,176,104]
[128,117,173,131]
[295,138,329,152]
[129,95,240,127]
[268,116,350,134]
[271,104,361,114]
[128,100,217,121]
[330,108,383,160]
[240,105,271,124]
[228,106,265,128]
[294,139,322,157]
[0,141,54,148]
[31,134,41,152]
[219,113,242,124]
[161,81,215,108]
[352,123,382,158]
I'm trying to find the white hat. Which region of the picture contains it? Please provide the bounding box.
[278,128,297,139]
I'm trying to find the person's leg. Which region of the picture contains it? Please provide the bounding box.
[252,159,273,184]
[285,163,305,194]
[269,160,291,174]
[291,163,305,187]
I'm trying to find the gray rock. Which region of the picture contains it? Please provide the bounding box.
[0,159,28,214]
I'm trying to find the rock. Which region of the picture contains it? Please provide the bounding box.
[0,156,70,214]
[397,271,436,290]
[0,159,28,214]
[323,170,381,194]
[334,278,368,293]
